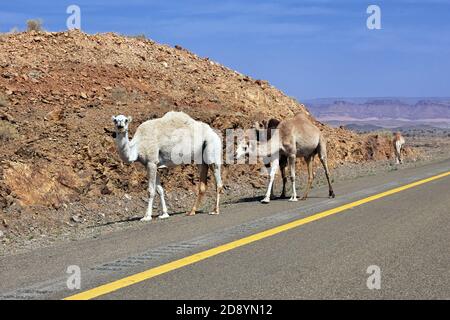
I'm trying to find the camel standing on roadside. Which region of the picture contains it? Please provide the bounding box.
[112,111,223,221]
[237,113,335,203]
[393,132,405,164]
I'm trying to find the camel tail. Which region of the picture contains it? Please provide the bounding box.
[203,128,223,166]
[317,135,335,198]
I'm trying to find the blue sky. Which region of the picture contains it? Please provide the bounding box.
[1,0,450,99]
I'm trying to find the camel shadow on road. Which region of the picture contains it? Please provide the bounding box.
[229,194,330,205]
[87,210,216,228]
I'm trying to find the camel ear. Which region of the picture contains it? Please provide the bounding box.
[127,116,133,123]
[111,116,116,123]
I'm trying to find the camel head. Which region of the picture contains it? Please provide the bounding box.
[253,118,280,141]
[253,121,266,131]
[112,115,132,134]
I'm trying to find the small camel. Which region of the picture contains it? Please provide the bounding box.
[254,118,288,199]
[393,132,405,164]
[237,113,335,203]
[112,111,223,221]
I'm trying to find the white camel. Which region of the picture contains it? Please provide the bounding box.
[236,112,335,203]
[393,132,405,164]
[112,111,223,221]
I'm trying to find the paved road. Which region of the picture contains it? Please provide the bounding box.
[0,159,449,299]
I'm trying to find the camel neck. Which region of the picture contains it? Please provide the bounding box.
[115,131,135,163]
[255,133,281,158]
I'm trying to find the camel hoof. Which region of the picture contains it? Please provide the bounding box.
[261,198,270,204]
[209,211,219,215]
[300,196,307,201]
[159,213,170,219]
[329,191,335,198]
[288,197,298,202]
[186,211,196,216]
[140,216,152,222]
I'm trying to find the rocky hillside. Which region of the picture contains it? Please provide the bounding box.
[0,31,419,235]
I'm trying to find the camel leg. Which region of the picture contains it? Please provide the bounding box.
[399,145,403,164]
[156,174,169,219]
[187,164,208,216]
[395,142,403,164]
[301,156,314,201]
[394,143,400,164]
[288,155,298,202]
[270,170,276,200]
[264,163,275,200]
[209,163,223,215]
[262,158,279,204]
[141,163,157,222]
[279,156,288,199]
[318,140,335,198]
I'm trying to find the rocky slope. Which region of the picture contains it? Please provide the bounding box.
[0,30,419,242]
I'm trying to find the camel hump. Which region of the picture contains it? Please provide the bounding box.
[290,112,316,128]
[159,111,200,129]
[293,112,309,120]
[161,111,195,122]
[281,112,316,131]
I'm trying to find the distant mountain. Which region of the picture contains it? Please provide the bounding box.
[305,97,450,128]
[342,123,384,133]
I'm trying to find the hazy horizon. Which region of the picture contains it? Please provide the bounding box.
[303,96,450,101]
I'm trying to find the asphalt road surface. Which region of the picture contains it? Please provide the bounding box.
[1,159,449,300]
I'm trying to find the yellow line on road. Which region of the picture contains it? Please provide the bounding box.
[64,171,450,300]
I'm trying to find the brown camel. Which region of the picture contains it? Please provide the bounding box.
[237,113,335,203]
[393,132,405,164]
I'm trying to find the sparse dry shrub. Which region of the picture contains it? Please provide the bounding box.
[111,87,136,104]
[128,34,147,40]
[0,121,19,142]
[373,130,393,139]
[111,87,127,102]
[26,19,44,32]
[9,27,20,34]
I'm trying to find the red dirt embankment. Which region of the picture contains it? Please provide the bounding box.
[0,31,418,239]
